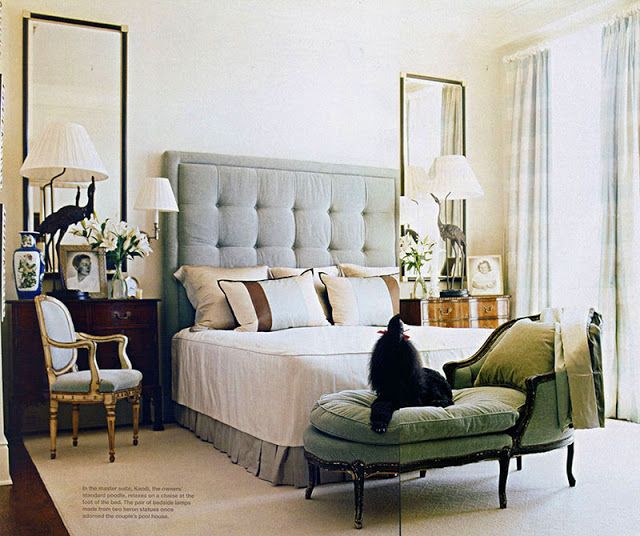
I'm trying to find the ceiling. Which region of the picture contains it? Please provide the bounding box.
[423,0,635,50]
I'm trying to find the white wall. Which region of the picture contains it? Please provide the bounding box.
[1,0,505,298]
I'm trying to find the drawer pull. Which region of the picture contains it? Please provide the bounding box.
[439,307,453,316]
[113,311,132,320]
[483,305,494,313]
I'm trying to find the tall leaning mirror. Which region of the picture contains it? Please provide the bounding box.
[400,73,466,294]
[22,12,128,245]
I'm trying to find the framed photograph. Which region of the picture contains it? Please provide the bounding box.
[60,245,108,298]
[125,275,139,298]
[467,255,503,296]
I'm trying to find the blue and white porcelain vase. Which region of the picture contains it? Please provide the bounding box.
[13,231,45,299]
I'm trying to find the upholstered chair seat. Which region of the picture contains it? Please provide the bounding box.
[52,369,143,393]
[35,295,143,462]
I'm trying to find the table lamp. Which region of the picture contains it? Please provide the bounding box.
[422,155,483,297]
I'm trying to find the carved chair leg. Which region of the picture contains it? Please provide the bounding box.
[72,404,80,447]
[49,400,58,460]
[516,456,522,471]
[104,396,117,463]
[566,443,576,487]
[131,394,140,446]
[498,452,510,509]
[305,461,317,499]
[352,462,365,529]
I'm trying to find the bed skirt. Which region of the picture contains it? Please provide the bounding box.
[174,403,345,487]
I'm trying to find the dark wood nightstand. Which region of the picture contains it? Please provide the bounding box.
[400,295,510,328]
[3,298,164,437]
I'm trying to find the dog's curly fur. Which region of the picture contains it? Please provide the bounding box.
[369,314,454,433]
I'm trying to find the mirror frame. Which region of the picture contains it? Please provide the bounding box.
[399,72,467,276]
[22,11,128,231]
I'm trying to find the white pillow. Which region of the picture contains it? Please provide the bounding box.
[219,269,330,332]
[320,273,400,326]
[269,266,340,320]
[339,263,399,277]
[174,265,269,330]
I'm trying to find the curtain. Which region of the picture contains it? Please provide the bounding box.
[440,85,464,248]
[599,11,640,421]
[440,85,463,156]
[506,49,551,317]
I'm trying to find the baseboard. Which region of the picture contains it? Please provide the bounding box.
[0,437,12,486]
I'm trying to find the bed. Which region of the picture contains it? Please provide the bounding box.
[162,151,491,486]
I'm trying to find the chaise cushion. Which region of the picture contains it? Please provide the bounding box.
[309,387,525,446]
[474,319,556,391]
[52,369,143,393]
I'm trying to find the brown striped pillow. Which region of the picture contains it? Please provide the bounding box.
[218,270,329,332]
[320,273,399,326]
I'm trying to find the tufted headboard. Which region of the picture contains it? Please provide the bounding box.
[162,150,399,334]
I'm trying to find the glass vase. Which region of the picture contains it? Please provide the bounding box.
[110,264,128,299]
[411,273,428,299]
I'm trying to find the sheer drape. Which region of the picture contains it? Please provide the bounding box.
[441,85,464,233]
[599,11,640,421]
[440,85,463,156]
[506,49,551,317]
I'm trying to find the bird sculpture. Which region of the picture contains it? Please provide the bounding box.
[39,178,96,272]
[430,193,466,288]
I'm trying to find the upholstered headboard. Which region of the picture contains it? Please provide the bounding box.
[160,151,398,418]
[162,151,399,334]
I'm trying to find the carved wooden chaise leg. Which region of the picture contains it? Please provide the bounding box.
[566,443,576,487]
[105,395,117,463]
[419,470,427,478]
[305,461,317,500]
[498,451,510,509]
[131,393,140,446]
[49,399,58,459]
[72,404,79,447]
[516,456,522,471]
[352,461,365,529]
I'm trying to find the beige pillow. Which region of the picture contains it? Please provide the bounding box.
[219,270,329,332]
[320,273,399,326]
[339,263,399,277]
[474,319,556,391]
[174,265,269,329]
[269,266,340,320]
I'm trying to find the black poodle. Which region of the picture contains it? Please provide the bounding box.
[369,314,454,433]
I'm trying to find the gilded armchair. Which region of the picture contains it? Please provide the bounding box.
[34,295,143,462]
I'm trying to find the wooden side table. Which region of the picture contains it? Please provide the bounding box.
[3,298,164,437]
[400,295,510,328]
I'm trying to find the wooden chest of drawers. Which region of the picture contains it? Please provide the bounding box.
[400,296,510,329]
[3,298,163,437]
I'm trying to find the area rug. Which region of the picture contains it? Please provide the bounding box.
[24,420,640,535]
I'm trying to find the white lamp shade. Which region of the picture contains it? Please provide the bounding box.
[134,177,179,213]
[422,155,484,200]
[20,122,108,184]
[399,195,419,225]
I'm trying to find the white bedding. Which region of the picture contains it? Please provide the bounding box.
[172,325,491,447]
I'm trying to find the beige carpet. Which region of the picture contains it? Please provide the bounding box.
[24,419,640,536]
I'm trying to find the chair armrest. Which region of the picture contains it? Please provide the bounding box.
[46,337,101,393]
[443,316,538,388]
[76,332,132,370]
[512,371,572,451]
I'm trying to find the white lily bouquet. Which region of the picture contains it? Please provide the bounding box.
[70,217,152,296]
[399,229,435,298]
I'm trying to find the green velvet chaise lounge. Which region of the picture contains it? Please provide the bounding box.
[303,311,603,529]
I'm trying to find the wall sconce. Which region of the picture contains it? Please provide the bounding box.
[133,177,179,240]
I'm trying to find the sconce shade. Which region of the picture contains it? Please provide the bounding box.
[19,122,108,184]
[420,155,484,200]
[134,177,179,213]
